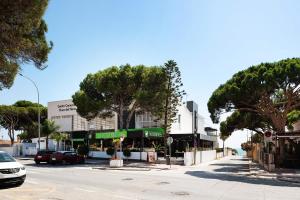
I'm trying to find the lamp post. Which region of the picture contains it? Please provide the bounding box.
[19,73,40,151]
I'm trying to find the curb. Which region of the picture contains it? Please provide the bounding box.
[277,177,300,184]
[92,167,151,171]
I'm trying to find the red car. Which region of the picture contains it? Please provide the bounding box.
[34,150,55,164]
[50,151,85,164]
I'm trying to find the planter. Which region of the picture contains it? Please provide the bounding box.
[109,159,123,167]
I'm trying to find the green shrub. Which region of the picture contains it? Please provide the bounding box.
[106,147,115,157]
[123,149,131,158]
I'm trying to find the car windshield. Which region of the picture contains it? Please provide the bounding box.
[0,152,15,162]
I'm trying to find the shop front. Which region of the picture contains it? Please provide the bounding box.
[88,128,164,161]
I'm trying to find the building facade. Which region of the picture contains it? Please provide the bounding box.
[47,99,218,157]
[48,99,118,148]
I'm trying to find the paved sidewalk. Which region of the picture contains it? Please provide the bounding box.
[249,161,300,184]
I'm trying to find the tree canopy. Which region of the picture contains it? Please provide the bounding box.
[0,100,47,144]
[0,0,52,90]
[219,111,272,138]
[72,64,167,129]
[208,58,300,133]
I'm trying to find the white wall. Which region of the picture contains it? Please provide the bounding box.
[31,137,56,150]
[48,100,78,132]
[197,115,205,134]
[89,151,149,161]
[184,150,217,166]
[170,104,193,134]
[48,99,117,132]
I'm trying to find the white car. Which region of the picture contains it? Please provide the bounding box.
[0,151,26,186]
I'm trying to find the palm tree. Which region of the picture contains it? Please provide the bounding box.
[50,132,68,151]
[42,120,60,150]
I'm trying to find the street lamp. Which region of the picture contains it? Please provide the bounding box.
[19,73,41,151]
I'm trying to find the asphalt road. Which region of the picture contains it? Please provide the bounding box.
[0,156,299,200]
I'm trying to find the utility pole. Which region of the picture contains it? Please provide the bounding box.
[19,73,40,151]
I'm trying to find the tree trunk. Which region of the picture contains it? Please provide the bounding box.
[57,141,60,151]
[223,140,225,157]
[163,77,171,161]
[274,126,286,167]
[46,134,49,150]
[119,103,124,129]
[125,109,135,130]
[8,128,14,146]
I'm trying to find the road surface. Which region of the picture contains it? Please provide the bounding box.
[0,156,299,200]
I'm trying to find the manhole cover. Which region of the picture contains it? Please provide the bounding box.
[157,181,170,185]
[172,191,190,196]
[122,178,133,181]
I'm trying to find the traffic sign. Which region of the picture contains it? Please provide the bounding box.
[167,136,173,146]
[264,131,273,142]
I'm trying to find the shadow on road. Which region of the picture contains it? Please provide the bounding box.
[185,170,298,187]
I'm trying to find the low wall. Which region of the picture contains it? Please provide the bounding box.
[89,151,150,161]
[0,147,15,156]
[184,150,217,166]
[1,143,38,157]
[216,152,223,159]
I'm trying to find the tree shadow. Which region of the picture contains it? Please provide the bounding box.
[185,170,299,187]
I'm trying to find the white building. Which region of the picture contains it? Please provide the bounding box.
[135,101,218,150]
[48,99,118,132]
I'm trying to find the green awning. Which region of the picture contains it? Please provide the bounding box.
[95,128,164,139]
[96,130,127,139]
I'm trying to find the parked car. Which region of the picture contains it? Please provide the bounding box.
[34,150,55,164]
[50,151,85,164]
[0,151,26,186]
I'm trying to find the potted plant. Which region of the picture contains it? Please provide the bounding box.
[123,148,131,161]
[106,147,115,158]
[107,139,123,167]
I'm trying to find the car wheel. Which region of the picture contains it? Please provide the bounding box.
[15,181,24,187]
[35,161,40,165]
[62,160,67,165]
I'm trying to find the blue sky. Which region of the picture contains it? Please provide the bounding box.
[1,0,300,147]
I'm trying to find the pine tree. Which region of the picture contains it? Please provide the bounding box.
[162,60,185,159]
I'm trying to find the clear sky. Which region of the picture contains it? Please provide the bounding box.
[1,0,300,148]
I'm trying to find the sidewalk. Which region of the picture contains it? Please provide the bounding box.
[90,155,235,171]
[91,160,180,171]
[249,161,300,184]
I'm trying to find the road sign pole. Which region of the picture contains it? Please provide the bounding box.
[169,144,171,169]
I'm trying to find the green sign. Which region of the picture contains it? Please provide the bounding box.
[127,127,164,138]
[143,128,164,137]
[96,130,127,139]
[95,128,164,139]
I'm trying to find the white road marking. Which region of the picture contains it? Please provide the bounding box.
[74,187,96,193]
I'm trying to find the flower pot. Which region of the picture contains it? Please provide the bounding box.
[109,159,123,167]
